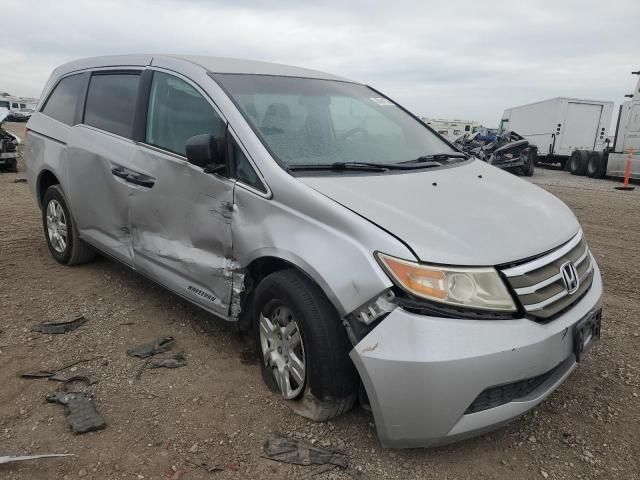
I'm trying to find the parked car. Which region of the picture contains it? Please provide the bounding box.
[0,109,19,172]
[25,55,602,448]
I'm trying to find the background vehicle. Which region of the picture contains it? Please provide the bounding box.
[455,130,537,176]
[568,71,640,179]
[0,109,19,172]
[500,97,613,169]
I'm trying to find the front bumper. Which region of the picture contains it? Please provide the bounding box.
[350,262,602,448]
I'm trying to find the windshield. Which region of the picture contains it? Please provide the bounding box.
[214,74,456,168]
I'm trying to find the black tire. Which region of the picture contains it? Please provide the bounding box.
[7,158,18,173]
[587,151,607,179]
[523,149,536,176]
[569,150,589,176]
[42,185,96,266]
[253,269,358,421]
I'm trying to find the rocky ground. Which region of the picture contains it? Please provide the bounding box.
[0,124,638,479]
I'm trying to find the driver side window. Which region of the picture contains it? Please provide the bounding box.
[146,72,225,156]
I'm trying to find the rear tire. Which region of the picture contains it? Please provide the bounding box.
[253,269,358,421]
[569,150,589,176]
[42,185,96,266]
[587,151,607,179]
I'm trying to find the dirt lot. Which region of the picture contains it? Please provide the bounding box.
[1,123,639,479]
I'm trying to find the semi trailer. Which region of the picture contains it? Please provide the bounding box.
[568,71,640,180]
[499,97,613,169]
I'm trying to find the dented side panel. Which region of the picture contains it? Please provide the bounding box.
[128,146,236,317]
[65,126,138,267]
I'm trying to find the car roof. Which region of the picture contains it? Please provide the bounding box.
[52,54,355,83]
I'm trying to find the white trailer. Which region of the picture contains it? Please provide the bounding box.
[567,71,640,180]
[500,97,613,168]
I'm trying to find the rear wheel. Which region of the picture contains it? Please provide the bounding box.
[587,151,607,178]
[253,269,358,421]
[569,150,589,176]
[42,185,96,265]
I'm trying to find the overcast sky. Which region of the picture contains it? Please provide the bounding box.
[0,0,638,126]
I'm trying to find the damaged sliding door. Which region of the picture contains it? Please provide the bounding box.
[128,70,235,318]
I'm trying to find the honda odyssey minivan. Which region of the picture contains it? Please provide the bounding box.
[25,55,602,448]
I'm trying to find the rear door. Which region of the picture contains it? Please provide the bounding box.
[128,69,235,317]
[558,102,602,152]
[65,70,144,266]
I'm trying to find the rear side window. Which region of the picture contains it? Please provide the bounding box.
[42,73,85,126]
[146,72,225,156]
[84,73,140,138]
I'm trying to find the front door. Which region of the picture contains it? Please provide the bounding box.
[128,70,235,317]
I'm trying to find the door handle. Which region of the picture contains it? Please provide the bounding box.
[111,166,155,188]
[111,167,129,180]
[126,174,155,188]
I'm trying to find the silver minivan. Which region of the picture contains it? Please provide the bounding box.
[25,55,602,448]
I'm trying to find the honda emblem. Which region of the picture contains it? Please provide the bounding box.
[560,261,579,294]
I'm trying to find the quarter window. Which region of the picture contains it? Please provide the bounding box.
[232,140,265,192]
[41,73,85,126]
[84,73,140,138]
[146,72,225,156]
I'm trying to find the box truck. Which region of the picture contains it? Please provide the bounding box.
[500,98,613,169]
[567,71,640,180]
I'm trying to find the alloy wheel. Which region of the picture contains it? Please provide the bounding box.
[46,199,68,253]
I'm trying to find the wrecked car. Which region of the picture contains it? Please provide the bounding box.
[455,130,537,176]
[25,55,602,448]
[0,109,19,172]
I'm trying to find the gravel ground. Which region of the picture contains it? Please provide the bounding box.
[0,124,638,479]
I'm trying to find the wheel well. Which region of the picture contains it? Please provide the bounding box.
[238,256,332,331]
[37,170,60,208]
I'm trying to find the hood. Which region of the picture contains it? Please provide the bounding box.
[0,108,8,123]
[298,160,580,266]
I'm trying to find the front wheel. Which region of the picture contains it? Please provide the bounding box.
[42,185,96,265]
[253,269,358,420]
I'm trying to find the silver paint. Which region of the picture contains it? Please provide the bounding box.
[25,54,605,448]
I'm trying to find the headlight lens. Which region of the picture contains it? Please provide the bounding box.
[376,253,516,312]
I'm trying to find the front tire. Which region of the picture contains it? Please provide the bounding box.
[42,185,96,265]
[253,269,358,421]
[587,151,607,178]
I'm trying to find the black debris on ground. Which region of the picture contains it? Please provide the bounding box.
[126,335,175,358]
[31,315,88,334]
[45,392,106,434]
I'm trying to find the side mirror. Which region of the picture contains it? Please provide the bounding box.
[185,134,225,172]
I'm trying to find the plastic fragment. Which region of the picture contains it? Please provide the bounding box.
[46,392,106,434]
[127,336,175,358]
[0,454,73,464]
[31,315,87,334]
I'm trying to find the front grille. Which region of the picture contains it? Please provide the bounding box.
[501,231,594,321]
[465,361,565,414]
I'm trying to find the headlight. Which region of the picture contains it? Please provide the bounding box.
[376,253,517,312]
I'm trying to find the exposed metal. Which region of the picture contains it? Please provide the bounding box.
[351,290,396,326]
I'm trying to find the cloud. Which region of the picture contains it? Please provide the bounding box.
[0,0,637,126]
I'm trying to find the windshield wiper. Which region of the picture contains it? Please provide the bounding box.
[288,161,444,172]
[402,152,468,164]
